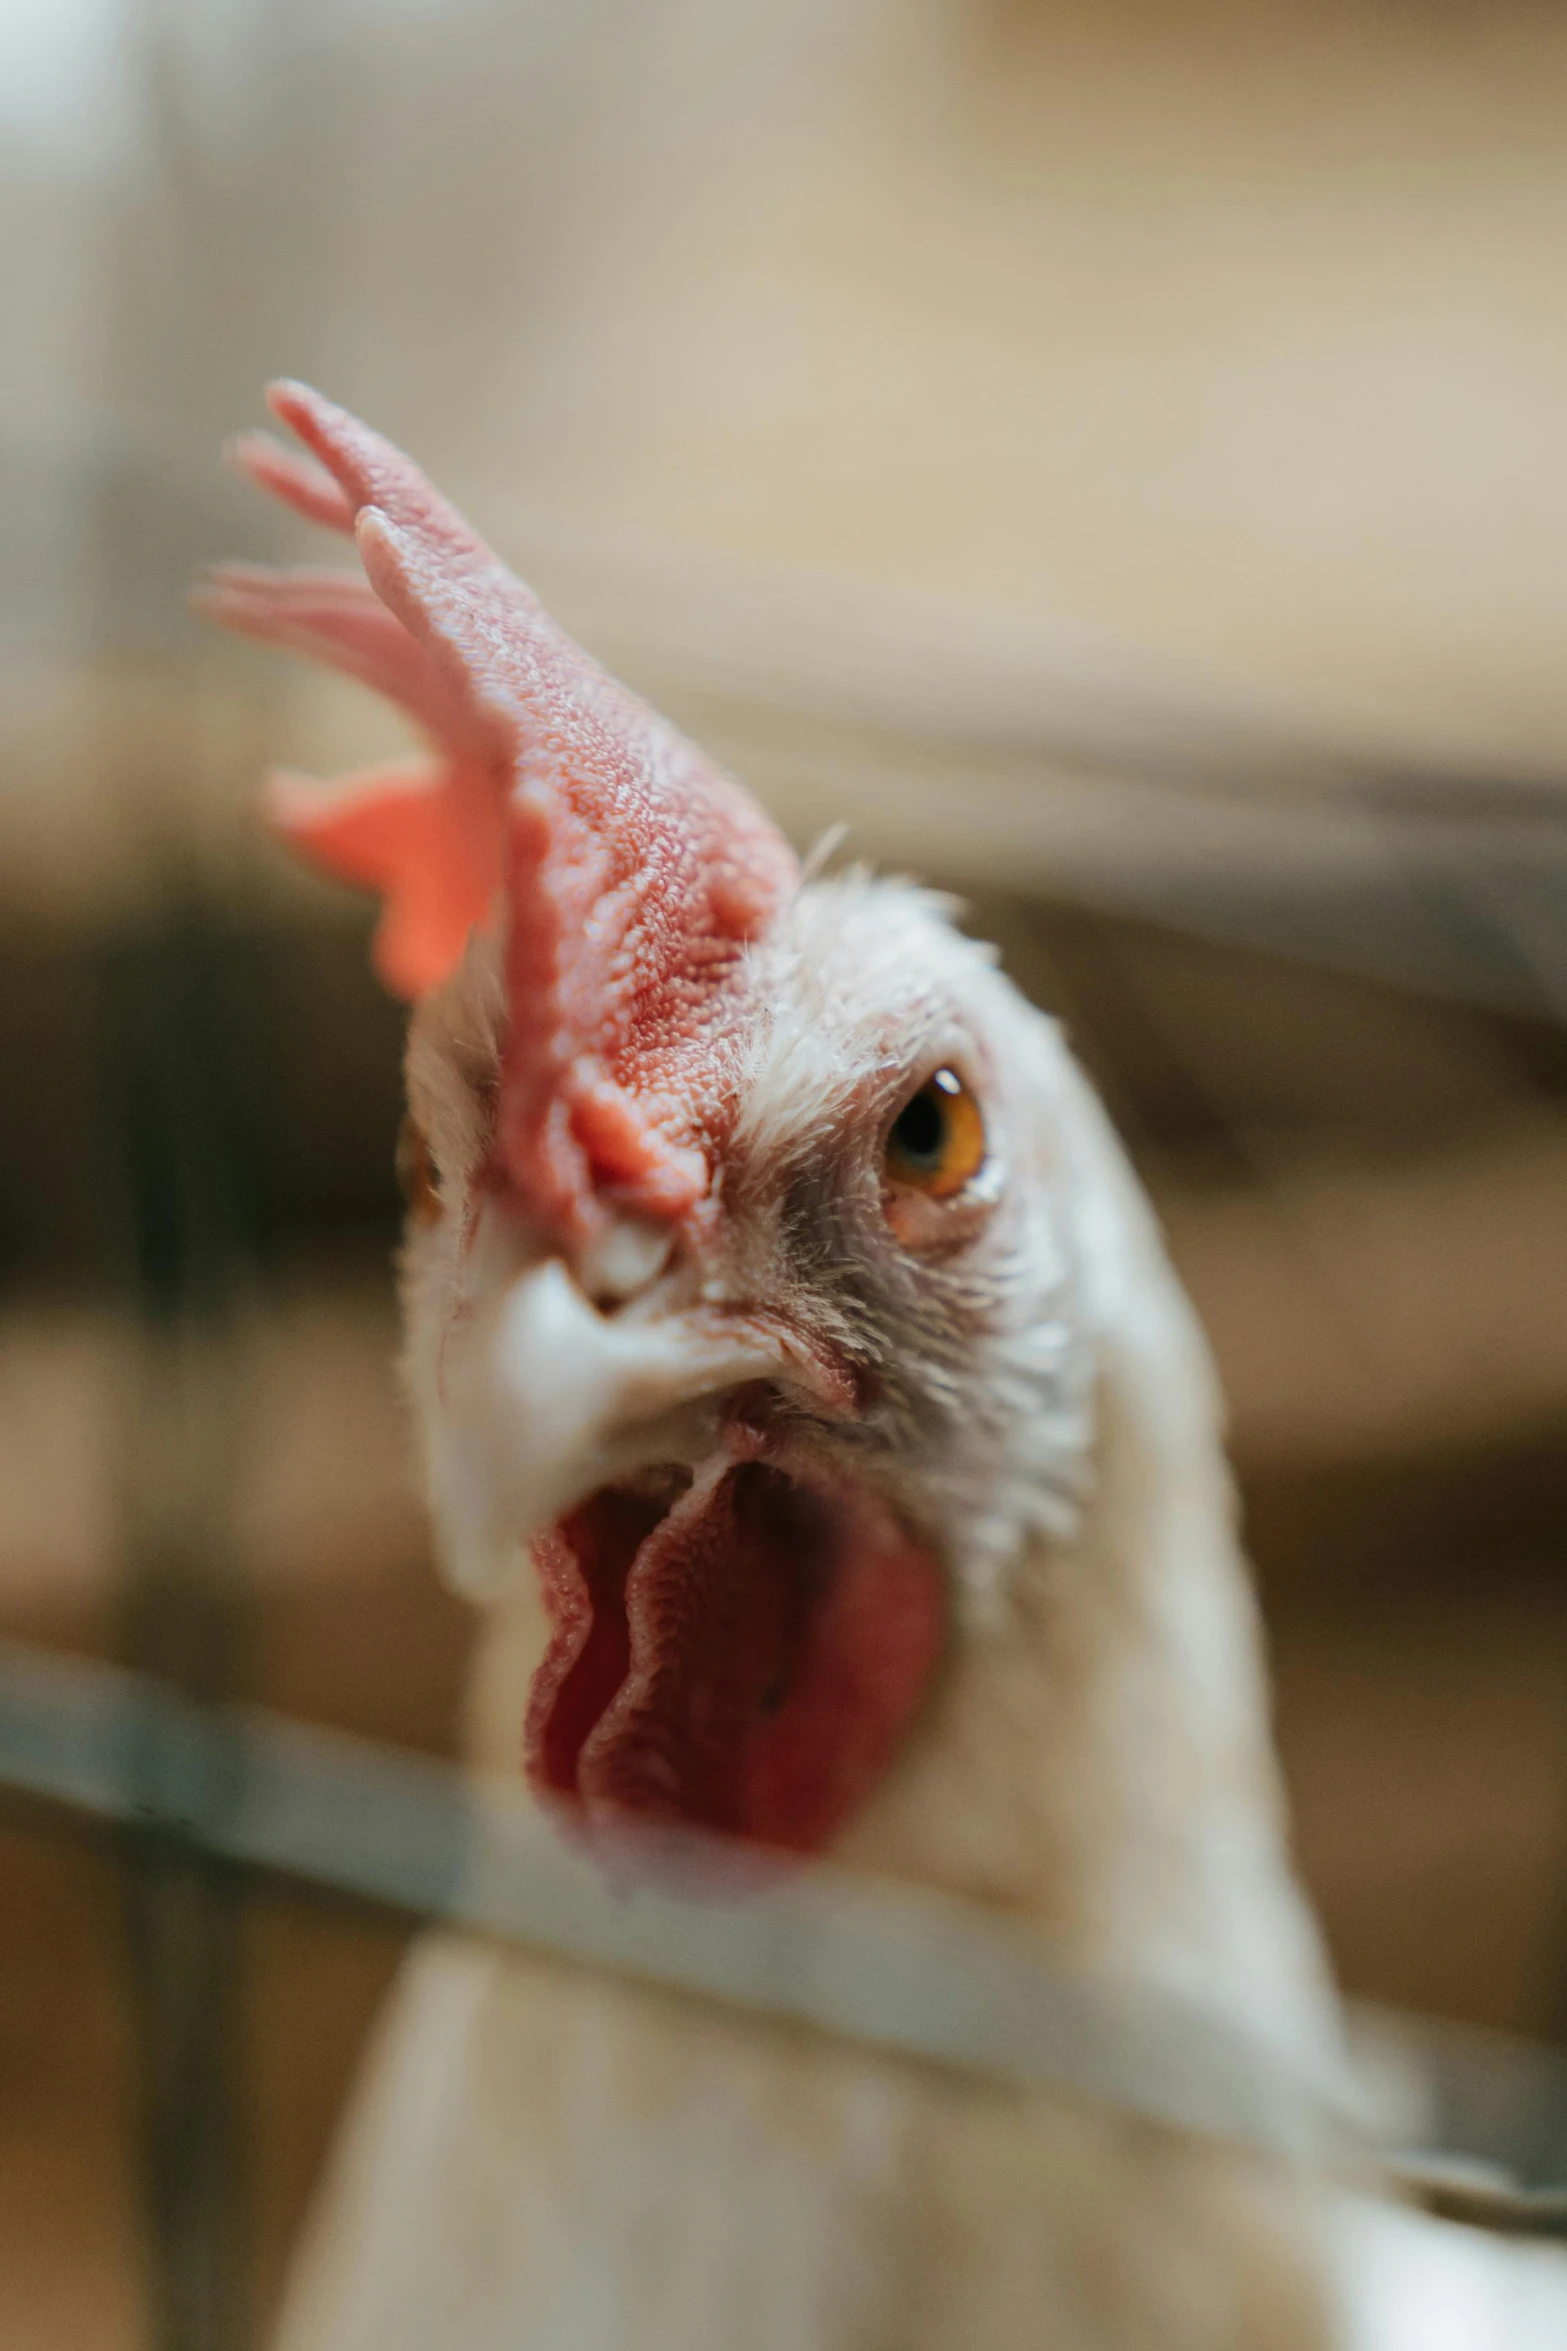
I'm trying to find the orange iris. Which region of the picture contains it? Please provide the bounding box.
[883,1067,987,1200]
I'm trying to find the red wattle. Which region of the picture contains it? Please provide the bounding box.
[525,1464,946,1861]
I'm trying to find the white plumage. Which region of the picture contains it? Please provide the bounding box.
[203,385,1567,2351]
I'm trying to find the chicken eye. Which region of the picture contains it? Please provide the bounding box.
[396,1113,442,1226]
[884,1067,986,1200]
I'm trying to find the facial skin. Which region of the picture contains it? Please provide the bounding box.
[397,871,1095,1857]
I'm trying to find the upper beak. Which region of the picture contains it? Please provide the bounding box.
[425,1233,839,1600]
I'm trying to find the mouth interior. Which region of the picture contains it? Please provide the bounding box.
[524,1458,945,1857]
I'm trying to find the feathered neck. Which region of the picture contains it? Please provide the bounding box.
[833,1056,1343,2064]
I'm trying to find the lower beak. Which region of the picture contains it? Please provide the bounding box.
[426,1252,781,1600]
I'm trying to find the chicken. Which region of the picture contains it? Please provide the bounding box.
[201,385,1567,2351]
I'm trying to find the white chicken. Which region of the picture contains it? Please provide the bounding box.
[201,385,1567,2351]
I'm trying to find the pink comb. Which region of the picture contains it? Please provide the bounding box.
[200,382,799,1245]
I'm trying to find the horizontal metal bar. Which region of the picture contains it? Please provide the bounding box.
[0,1638,1369,2168]
[10,1631,1567,2232]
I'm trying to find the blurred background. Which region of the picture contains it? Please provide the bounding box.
[4,0,1567,2342]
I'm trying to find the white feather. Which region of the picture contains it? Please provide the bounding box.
[273,876,1567,2351]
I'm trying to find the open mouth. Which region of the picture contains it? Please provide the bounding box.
[524,1452,946,1859]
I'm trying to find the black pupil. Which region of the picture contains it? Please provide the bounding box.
[891,1084,946,1166]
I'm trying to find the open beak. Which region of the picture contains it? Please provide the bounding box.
[426,1220,826,1601]
[424,1210,945,1858]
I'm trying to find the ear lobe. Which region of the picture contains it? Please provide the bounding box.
[202,381,799,1247]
